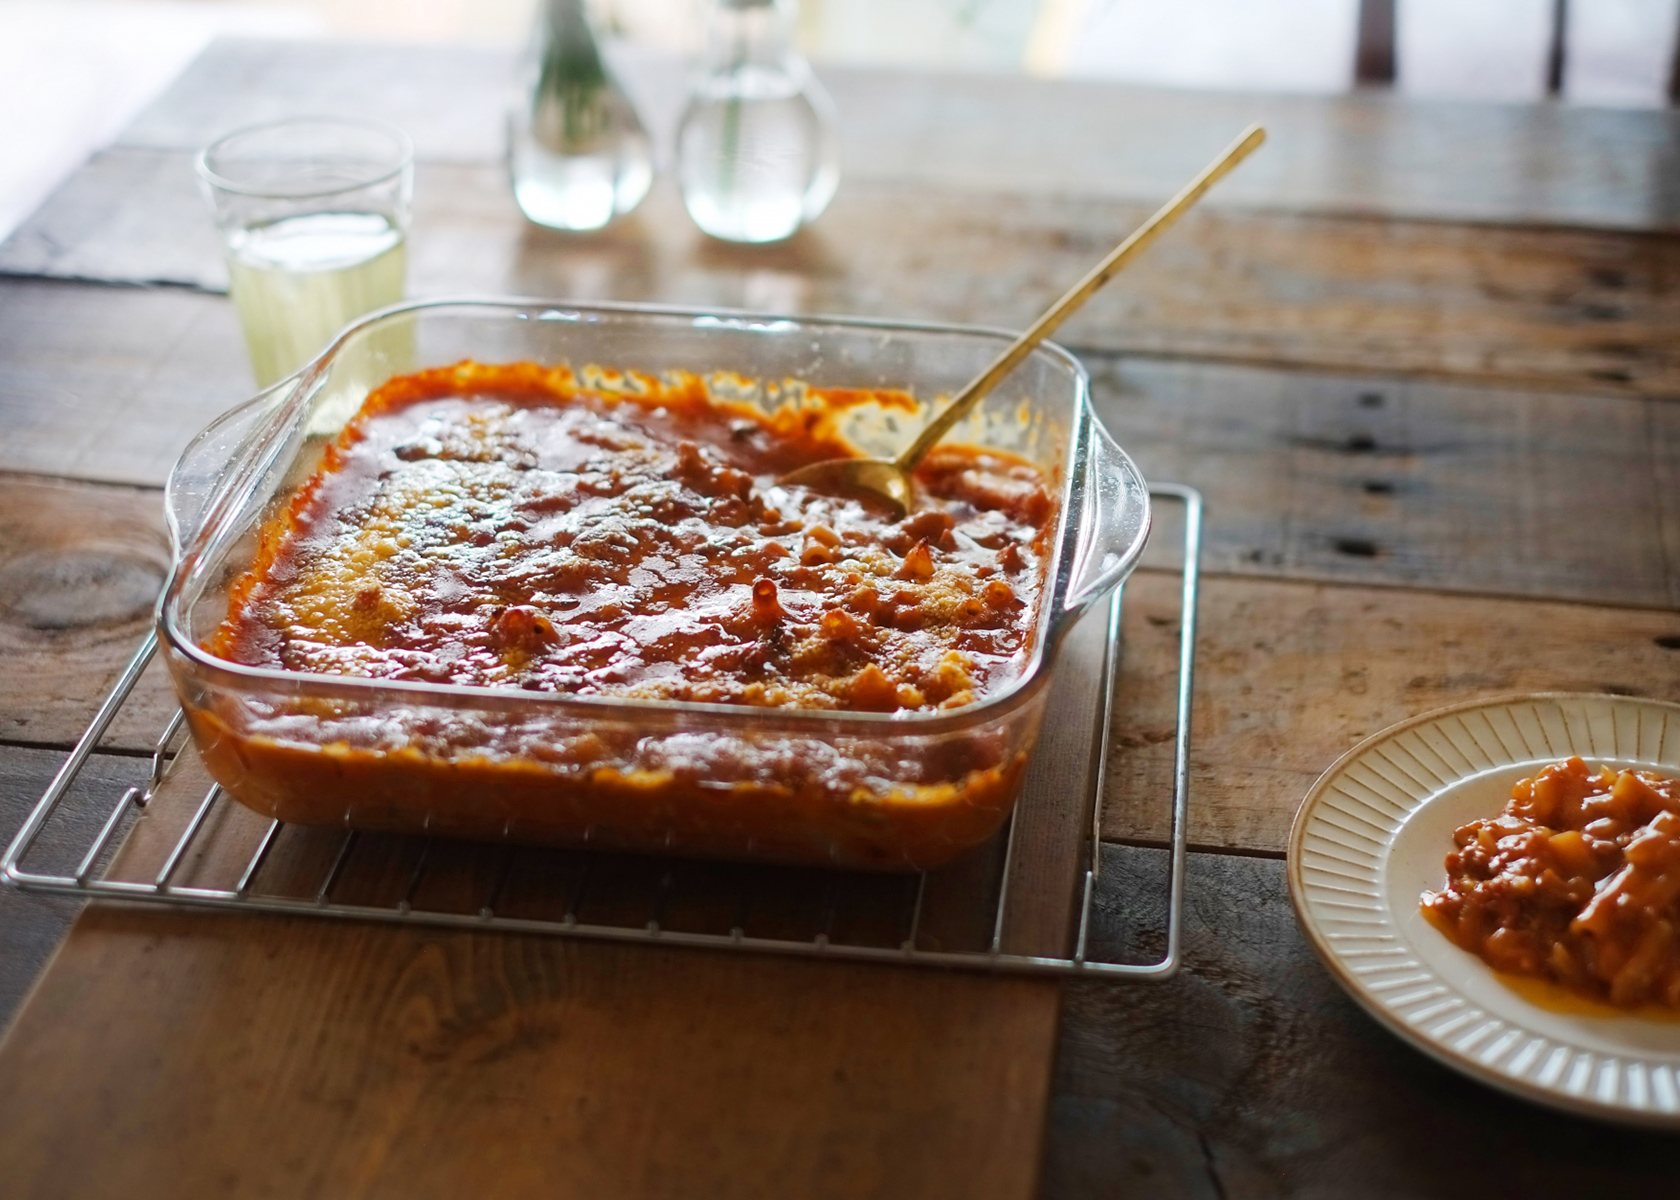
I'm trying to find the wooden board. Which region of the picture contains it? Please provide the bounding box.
[0,906,1058,1200]
[8,155,1679,401]
[0,748,149,1025]
[106,38,1680,231]
[1043,845,1680,1198]
[1105,570,1680,855]
[0,582,1092,1198]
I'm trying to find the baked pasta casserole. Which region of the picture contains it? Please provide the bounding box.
[189,360,1061,868]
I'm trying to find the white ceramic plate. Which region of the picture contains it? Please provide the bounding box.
[1288,693,1680,1127]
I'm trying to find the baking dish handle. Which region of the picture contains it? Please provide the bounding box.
[1062,411,1152,616]
[164,375,301,554]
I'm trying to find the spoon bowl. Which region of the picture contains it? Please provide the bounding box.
[779,455,913,511]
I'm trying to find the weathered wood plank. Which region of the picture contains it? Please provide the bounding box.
[110,38,1680,231]
[1655,400,1680,583]
[1098,356,1680,609]
[0,748,149,1027]
[0,905,1059,1200]
[0,473,176,750]
[1105,570,1680,855]
[4,281,1672,608]
[117,39,525,162]
[1044,845,1680,1198]
[8,155,1678,400]
[0,282,248,483]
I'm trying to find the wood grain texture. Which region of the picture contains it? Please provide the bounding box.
[8,155,1679,401]
[1105,570,1680,855]
[0,280,248,484]
[3,280,1672,607]
[0,748,148,1026]
[1097,356,1680,609]
[104,38,1680,231]
[0,473,176,750]
[1043,845,1680,1199]
[0,905,1058,1200]
[1655,400,1680,581]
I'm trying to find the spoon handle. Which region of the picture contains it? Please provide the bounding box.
[893,122,1267,472]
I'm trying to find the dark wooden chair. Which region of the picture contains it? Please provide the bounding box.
[1355,0,1680,101]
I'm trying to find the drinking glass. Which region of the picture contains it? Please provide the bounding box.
[197,117,414,387]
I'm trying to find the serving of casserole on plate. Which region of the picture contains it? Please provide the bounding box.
[160,299,1151,870]
[1289,693,1680,1128]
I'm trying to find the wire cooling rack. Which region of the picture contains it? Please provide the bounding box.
[5,486,1201,980]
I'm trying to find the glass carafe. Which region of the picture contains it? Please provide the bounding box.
[509,0,653,232]
[676,0,840,244]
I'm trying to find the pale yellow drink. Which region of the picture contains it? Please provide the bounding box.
[226,212,406,387]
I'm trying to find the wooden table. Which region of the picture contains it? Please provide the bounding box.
[2,38,1679,1198]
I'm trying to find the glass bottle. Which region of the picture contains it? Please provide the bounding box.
[676,0,840,244]
[509,0,653,232]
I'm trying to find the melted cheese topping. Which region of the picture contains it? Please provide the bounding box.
[211,361,1055,712]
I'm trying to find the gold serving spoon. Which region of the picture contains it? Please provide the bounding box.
[779,123,1267,515]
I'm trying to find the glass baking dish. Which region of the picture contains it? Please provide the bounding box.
[159,298,1150,871]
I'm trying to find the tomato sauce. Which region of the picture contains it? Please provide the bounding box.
[211,360,1055,712]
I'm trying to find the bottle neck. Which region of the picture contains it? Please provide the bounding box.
[703,0,799,73]
[537,0,606,88]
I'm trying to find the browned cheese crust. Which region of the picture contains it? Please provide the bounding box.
[211,360,1055,713]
